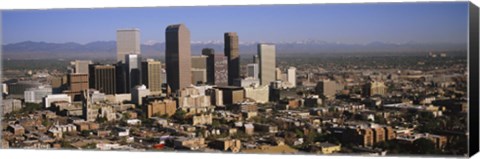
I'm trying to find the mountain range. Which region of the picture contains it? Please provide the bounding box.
[1,40,467,60]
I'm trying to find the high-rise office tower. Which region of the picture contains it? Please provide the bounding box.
[88,64,116,94]
[246,63,259,79]
[192,55,207,70]
[72,60,92,74]
[258,43,276,86]
[117,28,141,63]
[142,59,162,94]
[161,68,167,85]
[214,54,229,86]
[131,85,151,106]
[224,32,240,85]
[115,63,127,94]
[275,68,283,81]
[191,69,207,85]
[64,73,89,101]
[125,54,142,93]
[315,80,342,99]
[362,81,387,97]
[287,67,297,88]
[253,55,259,64]
[202,48,215,85]
[191,55,208,84]
[165,24,191,92]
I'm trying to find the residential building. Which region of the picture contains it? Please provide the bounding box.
[208,139,242,153]
[144,98,177,118]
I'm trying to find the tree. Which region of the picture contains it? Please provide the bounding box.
[42,119,52,127]
[315,133,340,144]
[304,131,318,145]
[95,116,107,124]
[60,140,74,149]
[21,103,42,114]
[122,112,131,120]
[212,120,221,128]
[173,109,187,122]
[81,130,93,137]
[411,138,437,154]
[375,115,387,125]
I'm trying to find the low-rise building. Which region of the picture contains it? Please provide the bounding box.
[43,94,71,108]
[74,122,100,131]
[206,88,223,106]
[244,85,269,104]
[313,142,341,154]
[208,138,242,152]
[2,99,22,115]
[105,93,131,104]
[244,123,254,135]
[24,86,53,103]
[192,114,213,126]
[254,123,278,134]
[1,140,9,149]
[217,86,245,105]
[173,137,206,150]
[126,119,142,126]
[304,95,322,107]
[7,124,25,136]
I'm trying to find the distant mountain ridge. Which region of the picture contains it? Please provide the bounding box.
[2,40,467,60]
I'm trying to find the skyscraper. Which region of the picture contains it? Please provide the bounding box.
[131,85,150,106]
[246,63,259,79]
[315,80,342,99]
[72,60,92,74]
[117,28,141,63]
[363,81,387,97]
[142,59,162,94]
[64,73,89,101]
[202,48,215,85]
[191,55,208,85]
[165,24,191,92]
[125,54,142,93]
[224,32,240,85]
[191,69,207,85]
[191,55,207,70]
[115,63,127,94]
[214,54,229,86]
[88,64,116,94]
[287,67,297,88]
[275,67,283,81]
[258,43,276,86]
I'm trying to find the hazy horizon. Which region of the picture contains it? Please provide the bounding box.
[2,2,469,45]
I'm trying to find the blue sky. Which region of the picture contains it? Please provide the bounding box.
[2,2,469,45]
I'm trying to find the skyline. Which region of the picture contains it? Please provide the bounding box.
[2,2,469,45]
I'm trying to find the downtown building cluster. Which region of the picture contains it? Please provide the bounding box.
[1,24,467,156]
